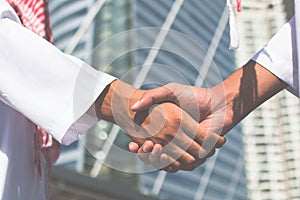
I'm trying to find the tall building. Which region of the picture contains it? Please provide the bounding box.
[134,1,247,200]
[49,0,248,199]
[235,0,300,199]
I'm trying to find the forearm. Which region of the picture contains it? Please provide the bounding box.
[212,60,287,134]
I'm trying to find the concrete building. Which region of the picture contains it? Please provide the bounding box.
[235,0,300,199]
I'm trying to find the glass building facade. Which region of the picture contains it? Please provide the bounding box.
[134,1,247,199]
[49,0,248,199]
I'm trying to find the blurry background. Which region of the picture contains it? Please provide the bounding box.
[48,0,300,199]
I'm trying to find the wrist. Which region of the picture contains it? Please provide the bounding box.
[211,60,286,135]
[95,80,145,123]
[209,82,236,134]
[94,80,117,122]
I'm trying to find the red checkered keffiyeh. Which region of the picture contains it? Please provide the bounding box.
[8,0,53,43]
[7,0,60,198]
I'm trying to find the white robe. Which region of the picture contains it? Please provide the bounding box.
[0,0,115,199]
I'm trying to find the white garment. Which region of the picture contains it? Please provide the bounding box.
[252,16,299,97]
[295,1,300,96]
[0,0,115,199]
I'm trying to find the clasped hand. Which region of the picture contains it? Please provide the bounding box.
[129,83,229,172]
[96,81,226,173]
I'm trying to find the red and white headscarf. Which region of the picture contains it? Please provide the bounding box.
[8,0,53,43]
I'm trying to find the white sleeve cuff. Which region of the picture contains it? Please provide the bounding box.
[61,55,117,145]
[251,16,299,97]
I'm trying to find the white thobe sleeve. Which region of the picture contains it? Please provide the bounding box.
[295,2,300,97]
[252,16,299,97]
[0,18,116,145]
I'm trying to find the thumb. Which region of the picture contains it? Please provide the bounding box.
[131,87,176,111]
[130,93,153,111]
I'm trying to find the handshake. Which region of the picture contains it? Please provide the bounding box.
[96,79,227,173]
[95,61,286,173]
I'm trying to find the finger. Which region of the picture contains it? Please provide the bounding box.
[131,87,175,111]
[142,140,155,153]
[199,132,225,158]
[128,142,139,153]
[181,113,225,150]
[138,148,180,172]
[148,144,163,163]
[160,153,180,173]
[138,143,165,170]
[179,112,224,160]
[173,130,202,159]
[197,134,223,159]
[137,142,153,165]
[215,136,226,148]
[143,144,163,169]
[163,142,198,171]
[201,148,216,159]
[203,132,226,149]
[180,111,202,141]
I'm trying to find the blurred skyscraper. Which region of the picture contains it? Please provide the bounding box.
[49,0,248,199]
[134,1,247,200]
[235,0,300,199]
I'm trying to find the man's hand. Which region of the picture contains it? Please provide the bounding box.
[94,80,225,172]
[131,82,231,133]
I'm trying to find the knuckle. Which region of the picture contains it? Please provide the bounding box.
[173,116,182,125]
